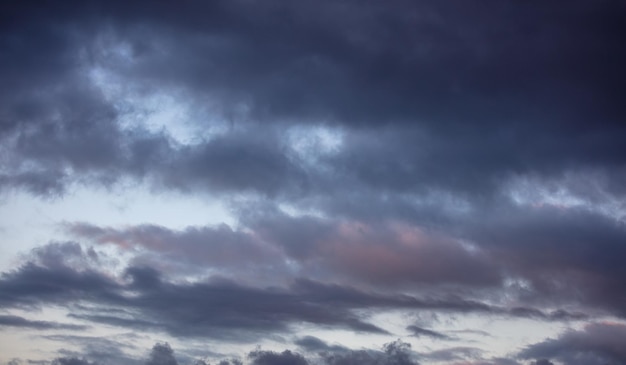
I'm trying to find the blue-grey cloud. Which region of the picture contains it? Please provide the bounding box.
[519,322,626,365]
[0,315,87,331]
[0,243,586,344]
[1,0,625,362]
[406,325,451,340]
[1,0,624,200]
[294,336,348,354]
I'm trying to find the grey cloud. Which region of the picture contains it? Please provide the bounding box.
[105,1,625,131]
[406,325,450,340]
[33,341,174,365]
[161,129,307,196]
[239,209,335,261]
[52,359,98,365]
[468,205,626,275]
[0,315,87,331]
[519,322,626,365]
[248,350,307,365]
[464,204,626,317]
[30,342,418,365]
[1,6,625,326]
[0,4,308,198]
[0,247,387,338]
[420,346,483,362]
[0,262,120,309]
[459,359,521,365]
[243,211,502,288]
[294,336,348,354]
[28,242,100,271]
[41,334,141,365]
[67,222,281,273]
[531,360,554,365]
[0,171,68,197]
[1,1,626,360]
[241,198,623,319]
[0,0,624,201]
[449,329,492,338]
[69,216,501,288]
[0,3,169,196]
[246,342,455,365]
[323,340,418,365]
[146,343,178,365]
[70,268,392,338]
[0,244,583,343]
[506,308,587,322]
[0,242,119,309]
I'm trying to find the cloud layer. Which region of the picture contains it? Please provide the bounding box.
[1,0,625,364]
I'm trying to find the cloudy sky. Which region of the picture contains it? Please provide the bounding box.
[1,1,625,364]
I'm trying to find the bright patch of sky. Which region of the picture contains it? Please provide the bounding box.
[88,58,230,147]
[505,172,626,223]
[0,185,234,270]
[286,124,344,165]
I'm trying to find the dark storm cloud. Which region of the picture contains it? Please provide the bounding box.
[0,314,87,331]
[1,0,624,200]
[519,322,626,365]
[94,0,626,129]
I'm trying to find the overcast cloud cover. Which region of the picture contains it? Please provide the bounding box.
[1,1,625,364]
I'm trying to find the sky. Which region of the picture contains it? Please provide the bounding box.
[1,1,625,364]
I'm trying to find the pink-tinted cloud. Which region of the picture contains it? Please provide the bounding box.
[68,223,283,270]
